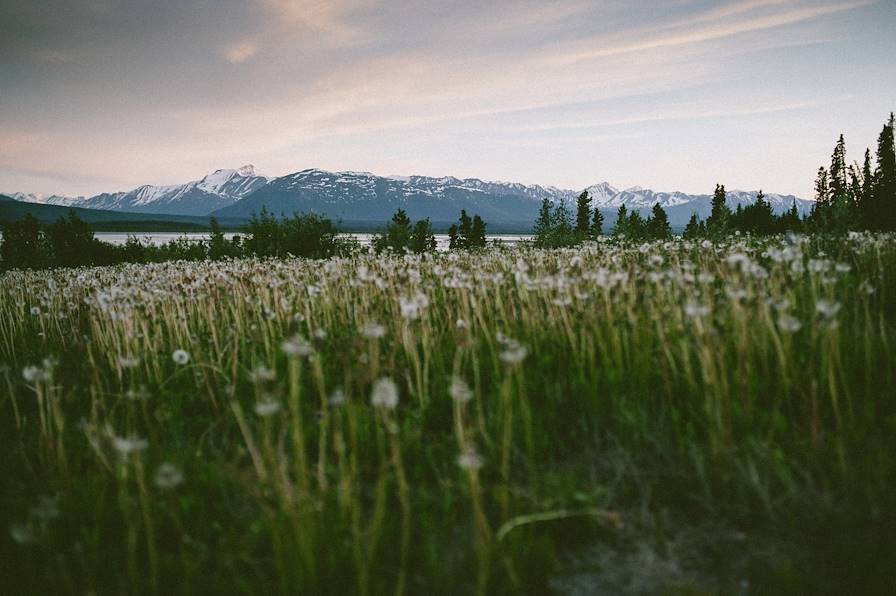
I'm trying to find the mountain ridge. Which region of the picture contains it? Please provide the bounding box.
[6,167,813,228]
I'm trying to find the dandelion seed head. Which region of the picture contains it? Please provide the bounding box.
[112,435,148,456]
[281,335,313,357]
[371,377,399,409]
[254,398,281,417]
[457,449,484,471]
[172,350,190,365]
[154,463,184,489]
[360,323,386,339]
[449,376,473,403]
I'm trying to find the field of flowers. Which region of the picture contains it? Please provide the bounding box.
[1,233,894,595]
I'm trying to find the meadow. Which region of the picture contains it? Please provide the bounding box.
[1,232,894,595]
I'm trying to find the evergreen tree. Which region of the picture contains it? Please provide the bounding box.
[0,214,50,270]
[814,167,829,203]
[590,207,604,237]
[612,205,628,236]
[575,190,592,235]
[46,210,100,267]
[533,198,553,239]
[208,217,227,260]
[779,201,802,233]
[626,210,646,241]
[683,212,702,239]
[646,203,671,239]
[373,209,414,253]
[458,210,473,243]
[829,134,848,203]
[707,184,731,236]
[448,224,460,250]
[552,201,573,239]
[872,112,896,230]
[470,215,487,248]
[410,218,437,253]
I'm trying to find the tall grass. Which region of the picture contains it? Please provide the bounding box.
[1,232,894,594]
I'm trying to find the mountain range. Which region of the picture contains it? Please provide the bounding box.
[5,166,813,229]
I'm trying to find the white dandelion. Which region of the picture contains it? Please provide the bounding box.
[371,377,399,409]
[281,334,314,357]
[172,350,190,365]
[154,463,184,489]
[776,314,802,333]
[449,376,473,403]
[112,435,149,456]
[254,398,281,417]
[815,299,842,319]
[457,448,484,471]
[360,323,386,339]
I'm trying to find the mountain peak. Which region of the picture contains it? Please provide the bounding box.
[237,164,256,177]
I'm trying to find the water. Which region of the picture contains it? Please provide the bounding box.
[92,232,533,251]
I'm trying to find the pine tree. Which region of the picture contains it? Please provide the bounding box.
[814,167,829,203]
[470,215,487,248]
[410,218,436,253]
[448,224,459,250]
[683,212,702,239]
[707,184,731,236]
[646,203,671,239]
[458,210,473,242]
[829,134,848,203]
[533,198,553,240]
[872,112,896,230]
[612,204,628,236]
[626,210,645,241]
[590,207,604,237]
[575,190,592,235]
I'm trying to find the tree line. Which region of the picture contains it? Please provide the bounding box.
[0,206,492,270]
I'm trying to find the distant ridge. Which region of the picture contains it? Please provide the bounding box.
[6,167,814,228]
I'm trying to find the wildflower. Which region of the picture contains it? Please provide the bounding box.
[360,323,386,339]
[172,350,190,365]
[399,292,429,320]
[118,355,140,369]
[456,318,468,329]
[313,328,328,340]
[124,387,151,401]
[684,301,710,318]
[281,334,313,357]
[815,299,842,319]
[499,344,528,365]
[112,435,149,456]
[9,523,35,545]
[449,376,473,403]
[328,389,346,406]
[22,365,49,384]
[859,281,875,295]
[30,306,41,316]
[248,366,276,383]
[457,448,484,471]
[154,463,184,489]
[254,398,281,417]
[371,377,399,409]
[776,314,802,333]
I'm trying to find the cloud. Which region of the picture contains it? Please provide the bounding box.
[551,0,874,64]
[223,40,258,64]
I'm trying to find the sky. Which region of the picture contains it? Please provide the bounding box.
[1,0,894,199]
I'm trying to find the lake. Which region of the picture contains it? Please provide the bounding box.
[92,232,533,251]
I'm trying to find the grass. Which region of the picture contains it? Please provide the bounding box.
[1,232,894,595]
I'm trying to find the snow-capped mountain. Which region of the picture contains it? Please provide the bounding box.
[8,165,812,227]
[212,168,578,225]
[80,165,270,216]
[6,166,270,217]
[6,192,86,207]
